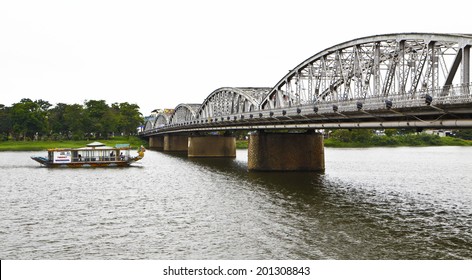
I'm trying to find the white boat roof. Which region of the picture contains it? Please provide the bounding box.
[47,142,132,151]
[86,141,106,147]
[77,146,115,150]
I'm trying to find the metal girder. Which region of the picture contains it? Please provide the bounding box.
[444,49,462,87]
[463,46,470,85]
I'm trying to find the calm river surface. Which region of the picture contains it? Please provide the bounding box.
[1,147,471,259]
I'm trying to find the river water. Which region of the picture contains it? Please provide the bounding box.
[0,147,471,259]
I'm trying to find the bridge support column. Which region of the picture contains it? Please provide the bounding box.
[463,45,470,85]
[188,135,236,158]
[248,131,325,171]
[164,134,188,152]
[148,135,164,150]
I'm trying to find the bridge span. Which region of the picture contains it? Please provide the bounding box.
[140,33,472,171]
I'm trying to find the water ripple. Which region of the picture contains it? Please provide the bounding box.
[1,147,472,259]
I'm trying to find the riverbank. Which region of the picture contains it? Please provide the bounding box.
[325,134,472,147]
[234,135,472,149]
[2,136,470,151]
[0,137,147,151]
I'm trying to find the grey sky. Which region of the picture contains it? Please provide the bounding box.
[1,0,470,115]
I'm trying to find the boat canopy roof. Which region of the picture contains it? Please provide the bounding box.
[47,142,132,152]
[77,145,115,150]
[86,141,106,147]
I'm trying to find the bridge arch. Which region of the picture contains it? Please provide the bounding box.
[169,103,201,125]
[153,113,171,128]
[144,118,155,131]
[198,87,271,119]
[261,33,472,109]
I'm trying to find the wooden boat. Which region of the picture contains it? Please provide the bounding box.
[31,142,145,167]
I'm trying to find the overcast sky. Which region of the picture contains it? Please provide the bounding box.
[1,0,471,115]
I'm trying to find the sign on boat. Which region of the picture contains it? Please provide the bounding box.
[31,142,145,167]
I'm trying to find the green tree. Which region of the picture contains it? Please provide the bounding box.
[48,103,69,139]
[101,107,119,138]
[64,104,88,140]
[117,102,143,136]
[453,129,472,140]
[84,100,110,138]
[35,99,52,112]
[330,129,374,143]
[0,104,12,140]
[384,129,398,137]
[10,99,49,140]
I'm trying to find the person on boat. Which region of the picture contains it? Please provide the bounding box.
[78,154,82,161]
[120,152,125,161]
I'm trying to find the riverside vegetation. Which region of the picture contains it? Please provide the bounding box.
[324,129,472,147]
[3,130,470,151]
[234,128,472,149]
[2,131,471,151]
[0,98,143,142]
[1,99,471,150]
[0,98,146,151]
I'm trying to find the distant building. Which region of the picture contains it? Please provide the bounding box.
[424,129,454,137]
[151,108,175,116]
[374,130,386,136]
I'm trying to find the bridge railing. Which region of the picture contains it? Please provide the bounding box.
[314,83,472,112]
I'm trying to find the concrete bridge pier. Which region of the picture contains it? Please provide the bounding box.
[188,135,236,158]
[148,135,164,150]
[164,134,189,152]
[248,131,325,171]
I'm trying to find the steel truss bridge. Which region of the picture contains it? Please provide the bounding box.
[141,33,472,136]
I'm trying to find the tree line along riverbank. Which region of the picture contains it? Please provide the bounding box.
[324,133,472,147]
[234,137,471,149]
[1,99,143,142]
[234,128,472,149]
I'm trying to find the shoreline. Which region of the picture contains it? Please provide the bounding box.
[0,137,147,151]
[1,137,471,151]
[236,138,472,149]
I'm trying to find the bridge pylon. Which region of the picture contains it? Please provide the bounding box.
[164,134,189,152]
[149,135,164,150]
[248,130,325,171]
[188,135,236,158]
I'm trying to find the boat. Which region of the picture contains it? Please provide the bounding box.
[31,142,145,167]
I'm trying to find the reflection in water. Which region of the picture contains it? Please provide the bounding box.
[187,148,472,259]
[1,147,471,259]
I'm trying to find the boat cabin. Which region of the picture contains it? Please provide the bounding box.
[47,142,131,163]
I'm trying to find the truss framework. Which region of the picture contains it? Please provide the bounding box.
[198,87,271,119]
[169,104,201,124]
[143,34,472,131]
[261,34,472,109]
